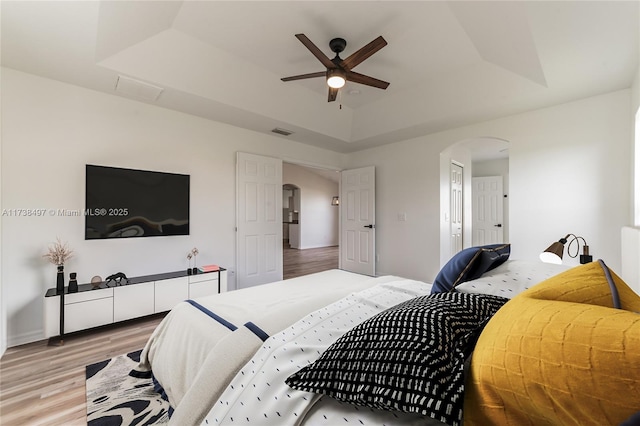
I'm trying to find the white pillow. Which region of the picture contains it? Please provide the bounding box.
[455,259,570,298]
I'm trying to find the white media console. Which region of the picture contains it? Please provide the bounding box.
[44,268,227,339]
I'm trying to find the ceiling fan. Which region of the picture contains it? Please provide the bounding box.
[281,34,390,102]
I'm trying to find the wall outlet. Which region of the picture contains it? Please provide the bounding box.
[398,212,407,221]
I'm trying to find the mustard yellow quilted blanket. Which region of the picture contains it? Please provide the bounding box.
[464,261,640,425]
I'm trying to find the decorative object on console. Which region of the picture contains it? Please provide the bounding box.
[91,276,103,289]
[105,272,129,286]
[199,264,220,273]
[187,252,193,275]
[69,272,78,293]
[43,237,74,293]
[540,233,593,264]
[331,196,339,206]
[191,247,199,274]
[56,266,65,293]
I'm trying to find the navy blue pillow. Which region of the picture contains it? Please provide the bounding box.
[431,244,510,294]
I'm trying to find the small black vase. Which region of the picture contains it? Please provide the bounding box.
[56,265,64,294]
[68,272,78,293]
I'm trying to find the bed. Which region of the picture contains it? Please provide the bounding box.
[138,269,418,424]
[136,241,640,426]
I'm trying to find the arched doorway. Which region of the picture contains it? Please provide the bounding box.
[439,137,510,266]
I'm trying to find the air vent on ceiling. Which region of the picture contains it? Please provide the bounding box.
[115,75,164,102]
[271,128,294,136]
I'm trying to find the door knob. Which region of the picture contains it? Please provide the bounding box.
[364,224,375,229]
[494,224,503,227]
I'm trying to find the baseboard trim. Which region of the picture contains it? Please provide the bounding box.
[8,329,43,348]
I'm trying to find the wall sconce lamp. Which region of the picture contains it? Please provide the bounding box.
[331,196,339,206]
[540,234,593,264]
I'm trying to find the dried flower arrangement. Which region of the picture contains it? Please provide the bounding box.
[43,237,74,266]
[191,248,199,268]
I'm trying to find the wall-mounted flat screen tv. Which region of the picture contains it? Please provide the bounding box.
[85,165,190,239]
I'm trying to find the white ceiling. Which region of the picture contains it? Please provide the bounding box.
[2,1,638,155]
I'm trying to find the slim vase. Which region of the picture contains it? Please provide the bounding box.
[56,265,65,294]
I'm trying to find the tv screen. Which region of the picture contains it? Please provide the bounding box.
[85,165,190,239]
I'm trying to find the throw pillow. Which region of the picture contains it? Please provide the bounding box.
[431,244,510,293]
[285,292,509,426]
[464,261,640,425]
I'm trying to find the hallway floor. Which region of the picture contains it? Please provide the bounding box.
[283,242,339,280]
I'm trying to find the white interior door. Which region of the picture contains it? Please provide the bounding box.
[450,163,463,256]
[472,176,504,245]
[236,152,283,289]
[340,166,375,276]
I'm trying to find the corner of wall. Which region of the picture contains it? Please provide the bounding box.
[0,64,6,358]
[632,63,640,226]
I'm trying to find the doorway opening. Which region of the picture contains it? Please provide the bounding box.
[282,162,340,279]
[439,137,510,267]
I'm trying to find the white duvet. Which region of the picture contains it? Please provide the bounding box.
[138,269,408,425]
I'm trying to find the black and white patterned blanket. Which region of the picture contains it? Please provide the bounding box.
[202,280,507,426]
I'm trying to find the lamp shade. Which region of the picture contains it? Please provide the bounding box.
[539,241,565,264]
[327,69,346,89]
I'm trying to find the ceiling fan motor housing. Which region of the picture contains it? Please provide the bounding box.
[329,38,347,55]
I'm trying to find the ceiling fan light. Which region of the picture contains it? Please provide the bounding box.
[326,69,346,88]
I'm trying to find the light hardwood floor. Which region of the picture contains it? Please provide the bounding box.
[283,242,339,280]
[1,244,339,425]
[0,314,166,425]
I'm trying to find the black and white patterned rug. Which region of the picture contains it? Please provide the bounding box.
[85,350,170,426]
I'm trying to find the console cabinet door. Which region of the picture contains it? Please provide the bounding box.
[113,282,155,322]
[64,288,114,334]
[154,277,189,312]
[189,273,219,299]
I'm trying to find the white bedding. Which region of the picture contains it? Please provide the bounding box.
[140,261,568,425]
[198,260,569,426]
[454,259,569,298]
[202,278,440,426]
[138,269,407,425]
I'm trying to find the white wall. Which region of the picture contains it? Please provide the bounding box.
[1,68,346,347]
[283,163,338,249]
[0,63,4,357]
[632,63,640,225]
[473,157,510,243]
[348,89,632,283]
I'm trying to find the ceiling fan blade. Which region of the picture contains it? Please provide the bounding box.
[281,71,326,82]
[346,71,390,89]
[295,34,336,69]
[328,87,338,102]
[341,36,387,71]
